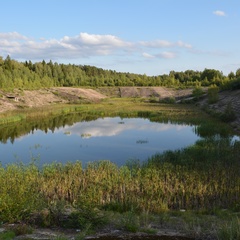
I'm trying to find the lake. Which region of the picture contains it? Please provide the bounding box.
[0,116,203,166]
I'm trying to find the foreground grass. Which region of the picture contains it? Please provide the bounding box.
[0,208,239,239]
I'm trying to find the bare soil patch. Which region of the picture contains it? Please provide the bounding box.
[96,87,193,100]
[198,89,240,133]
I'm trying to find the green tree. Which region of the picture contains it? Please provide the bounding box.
[236,68,240,78]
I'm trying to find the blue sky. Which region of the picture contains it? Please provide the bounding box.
[1,0,239,76]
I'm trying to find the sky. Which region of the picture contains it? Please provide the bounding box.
[1,0,240,76]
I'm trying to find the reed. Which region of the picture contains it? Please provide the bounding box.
[0,136,239,224]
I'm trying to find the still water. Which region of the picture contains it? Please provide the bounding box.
[0,117,201,166]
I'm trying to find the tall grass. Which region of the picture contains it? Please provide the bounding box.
[0,137,239,224]
[217,217,240,240]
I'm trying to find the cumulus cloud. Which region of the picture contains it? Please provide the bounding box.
[0,32,133,60]
[0,31,191,62]
[213,10,226,17]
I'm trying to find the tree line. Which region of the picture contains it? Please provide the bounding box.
[0,55,240,90]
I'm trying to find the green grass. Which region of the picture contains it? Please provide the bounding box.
[0,231,15,240]
[217,217,240,240]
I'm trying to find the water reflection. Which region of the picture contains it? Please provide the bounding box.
[0,116,201,166]
[60,117,189,138]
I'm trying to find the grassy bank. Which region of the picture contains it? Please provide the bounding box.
[0,98,207,123]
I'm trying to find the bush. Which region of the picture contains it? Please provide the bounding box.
[207,85,219,103]
[160,96,176,104]
[192,86,204,100]
[231,77,240,90]
[120,211,140,232]
[63,206,109,230]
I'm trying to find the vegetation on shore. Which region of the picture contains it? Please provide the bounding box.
[0,137,239,239]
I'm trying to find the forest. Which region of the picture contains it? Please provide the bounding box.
[0,55,240,90]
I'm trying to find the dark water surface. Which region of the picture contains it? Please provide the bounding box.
[0,116,201,166]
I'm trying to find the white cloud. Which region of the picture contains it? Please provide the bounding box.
[0,32,134,60]
[140,40,192,49]
[0,31,190,62]
[78,33,130,47]
[213,10,226,17]
[140,40,172,48]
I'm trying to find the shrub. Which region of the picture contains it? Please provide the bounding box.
[160,96,176,104]
[207,85,219,103]
[231,78,240,90]
[192,87,204,100]
[120,211,140,232]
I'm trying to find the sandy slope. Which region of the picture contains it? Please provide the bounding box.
[0,87,106,113]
